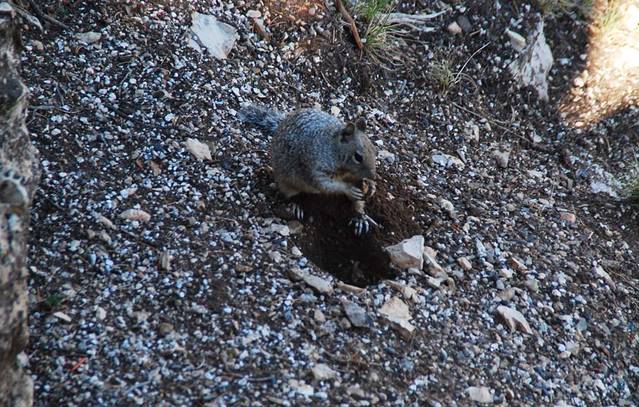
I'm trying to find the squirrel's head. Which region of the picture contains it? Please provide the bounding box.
[336,117,377,181]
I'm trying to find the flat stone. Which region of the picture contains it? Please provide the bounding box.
[342,300,370,328]
[269,223,290,236]
[431,152,465,170]
[508,257,528,273]
[189,13,238,59]
[496,305,533,335]
[336,281,366,295]
[311,364,337,381]
[385,235,424,270]
[184,138,212,161]
[467,386,493,404]
[447,21,462,35]
[379,296,410,321]
[302,273,334,294]
[560,212,576,223]
[75,31,102,44]
[423,246,446,276]
[593,265,615,289]
[457,256,472,271]
[119,209,151,222]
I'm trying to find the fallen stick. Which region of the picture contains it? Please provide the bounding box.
[27,0,72,31]
[334,0,363,50]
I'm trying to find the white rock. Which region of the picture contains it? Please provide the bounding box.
[268,251,282,263]
[499,268,513,279]
[590,181,617,197]
[496,305,533,335]
[379,296,411,321]
[457,257,472,271]
[53,311,72,323]
[184,138,212,161]
[379,297,416,338]
[385,235,424,270]
[311,364,337,381]
[387,317,416,340]
[467,386,493,404]
[119,209,151,222]
[96,307,107,320]
[75,31,102,44]
[438,198,456,218]
[423,246,445,276]
[508,21,553,101]
[336,281,366,295]
[505,29,526,50]
[593,265,615,289]
[302,273,334,294]
[447,21,462,35]
[189,13,238,59]
[289,379,314,396]
[269,223,290,236]
[466,123,480,143]
[493,150,510,168]
[431,152,465,170]
[95,213,116,230]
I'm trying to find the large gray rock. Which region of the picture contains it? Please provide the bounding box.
[0,4,40,406]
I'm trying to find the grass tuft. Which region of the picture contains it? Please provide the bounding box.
[538,0,593,19]
[428,58,456,92]
[354,0,406,70]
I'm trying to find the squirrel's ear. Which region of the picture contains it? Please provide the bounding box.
[340,123,355,142]
[355,117,366,131]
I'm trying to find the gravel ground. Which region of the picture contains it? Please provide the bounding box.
[22,0,638,405]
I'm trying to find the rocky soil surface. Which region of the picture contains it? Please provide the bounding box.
[21,0,638,405]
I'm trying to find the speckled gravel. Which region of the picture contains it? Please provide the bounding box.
[22,1,638,406]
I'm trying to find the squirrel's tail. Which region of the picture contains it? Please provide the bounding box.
[238,104,285,135]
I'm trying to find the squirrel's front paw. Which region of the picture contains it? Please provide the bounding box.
[362,179,376,199]
[349,214,379,236]
[349,185,365,201]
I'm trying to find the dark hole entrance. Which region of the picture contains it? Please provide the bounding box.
[289,178,422,287]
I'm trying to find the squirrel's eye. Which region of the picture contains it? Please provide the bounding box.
[353,152,363,163]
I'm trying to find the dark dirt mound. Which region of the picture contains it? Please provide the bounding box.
[292,177,422,286]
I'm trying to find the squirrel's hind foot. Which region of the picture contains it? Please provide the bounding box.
[349,213,379,236]
[0,166,28,207]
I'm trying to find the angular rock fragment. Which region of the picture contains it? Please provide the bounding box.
[385,235,424,270]
[120,209,151,222]
[467,386,493,404]
[496,305,533,335]
[342,300,370,328]
[184,138,212,161]
[189,13,238,59]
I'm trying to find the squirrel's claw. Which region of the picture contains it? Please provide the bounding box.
[289,202,304,221]
[350,214,379,236]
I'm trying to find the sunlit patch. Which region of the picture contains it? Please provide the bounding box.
[263,0,328,28]
[560,0,639,126]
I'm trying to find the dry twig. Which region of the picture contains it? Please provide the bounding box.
[26,0,72,31]
[335,0,363,50]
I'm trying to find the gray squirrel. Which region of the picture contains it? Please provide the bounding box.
[239,105,378,235]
